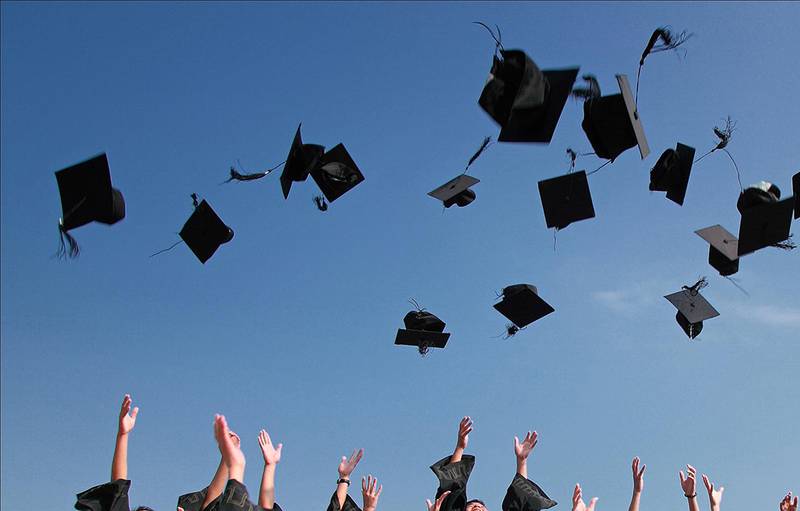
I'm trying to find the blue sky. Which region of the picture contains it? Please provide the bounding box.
[1,2,798,511]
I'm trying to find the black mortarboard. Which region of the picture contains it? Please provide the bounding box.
[649,143,696,205]
[494,284,554,329]
[395,310,450,355]
[179,200,234,264]
[664,285,719,339]
[280,124,325,199]
[429,175,480,208]
[478,49,579,143]
[792,172,799,219]
[538,170,595,230]
[55,153,125,230]
[581,74,650,160]
[695,225,739,276]
[310,144,365,203]
[54,153,125,258]
[736,182,794,256]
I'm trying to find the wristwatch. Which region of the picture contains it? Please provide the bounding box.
[337,478,351,486]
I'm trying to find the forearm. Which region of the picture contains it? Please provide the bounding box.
[111,432,128,481]
[686,495,700,511]
[516,458,527,479]
[258,465,277,509]
[628,492,641,511]
[202,460,228,509]
[336,481,350,509]
[450,447,464,464]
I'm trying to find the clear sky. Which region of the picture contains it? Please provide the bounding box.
[1,2,798,511]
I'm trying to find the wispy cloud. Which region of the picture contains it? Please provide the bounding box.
[729,303,800,328]
[590,282,665,316]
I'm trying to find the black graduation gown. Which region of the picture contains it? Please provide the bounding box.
[430,455,557,511]
[177,486,223,511]
[430,454,476,511]
[325,491,362,511]
[501,474,557,511]
[75,479,132,511]
[215,479,283,511]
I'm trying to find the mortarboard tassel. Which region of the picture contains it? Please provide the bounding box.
[694,117,743,192]
[682,276,709,296]
[150,193,199,257]
[465,136,492,171]
[313,195,328,211]
[223,160,285,183]
[56,221,80,259]
[473,21,504,57]
[571,75,601,101]
[636,27,693,108]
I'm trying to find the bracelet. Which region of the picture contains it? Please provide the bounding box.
[337,478,351,486]
[685,493,697,499]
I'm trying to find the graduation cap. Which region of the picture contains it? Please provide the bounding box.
[494,284,554,335]
[310,143,365,203]
[538,170,595,230]
[792,172,799,219]
[649,143,696,205]
[478,43,579,143]
[179,199,234,264]
[664,279,719,339]
[429,175,480,208]
[395,306,450,355]
[54,153,126,258]
[695,225,739,276]
[580,74,650,160]
[280,124,325,199]
[736,182,795,256]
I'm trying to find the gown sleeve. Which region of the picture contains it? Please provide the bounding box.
[501,474,557,511]
[177,486,227,511]
[217,479,264,511]
[429,454,476,511]
[75,479,131,511]
[325,491,361,511]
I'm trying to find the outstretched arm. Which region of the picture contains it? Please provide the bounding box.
[572,483,598,511]
[336,449,363,509]
[362,475,383,511]
[679,465,700,511]
[628,457,645,511]
[111,394,139,481]
[513,430,538,479]
[450,417,472,464]
[214,414,245,483]
[200,431,240,510]
[258,429,283,509]
[702,473,724,511]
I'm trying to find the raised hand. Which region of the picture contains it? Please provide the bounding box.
[258,429,283,466]
[214,414,245,477]
[456,417,473,450]
[701,474,724,510]
[632,457,646,493]
[338,448,364,479]
[361,475,383,511]
[514,431,538,461]
[781,492,798,511]
[118,394,139,436]
[230,431,241,448]
[426,491,451,511]
[572,483,598,511]
[679,465,697,497]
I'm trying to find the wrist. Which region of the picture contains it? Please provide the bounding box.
[116,431,129,439]
[685,493,697,499]
[337,476,350,484]
[364,507,376,511]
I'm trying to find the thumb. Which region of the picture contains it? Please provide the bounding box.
[588,497,599,511]
[130,407,139,419]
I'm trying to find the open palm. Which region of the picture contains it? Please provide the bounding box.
[258,429,282,465]
[514,431,538,460]
[118,394,138,435]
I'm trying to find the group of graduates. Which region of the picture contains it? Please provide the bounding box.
[76,396,799,511]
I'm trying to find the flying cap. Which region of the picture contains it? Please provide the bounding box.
[179,200,234,264]
[664,284,719,339]
[429,175,480,208]
[649,143,696,205]
[280,124,325,199]
[538,170,595,230]
[792,172,799,219]
[310,143,365,203]
[494,284,554,329]
[54,153,125,258]
[395,310,450,355]
[695,225,739,276]
[581,74,650,160]
[478,49,579,143]
[736,182,794,256]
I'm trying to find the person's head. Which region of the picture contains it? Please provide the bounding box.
[466,499,487,511]
[134,507,155,511]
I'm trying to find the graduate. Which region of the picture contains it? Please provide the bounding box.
[427,417,556,511]
[74,394,153,511]
[176,430,243,511]
[325,448,383,511]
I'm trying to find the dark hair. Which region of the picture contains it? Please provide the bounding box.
[466,500,486,508]
[134,507,155,511]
